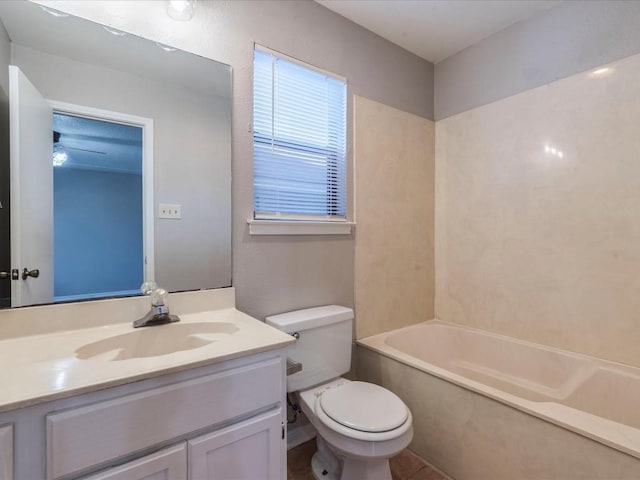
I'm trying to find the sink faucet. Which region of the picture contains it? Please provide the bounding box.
[133,282,180,328]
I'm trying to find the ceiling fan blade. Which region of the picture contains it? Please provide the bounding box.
[64,145,107,155]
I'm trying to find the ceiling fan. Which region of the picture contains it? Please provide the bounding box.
[53,130,107,156]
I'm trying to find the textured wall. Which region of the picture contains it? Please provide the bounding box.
[354,96,434,339]
[40,0,434,320]
[435,1,640,120]
[435,51,640,367]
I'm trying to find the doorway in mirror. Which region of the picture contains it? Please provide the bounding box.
[53,112,144,302]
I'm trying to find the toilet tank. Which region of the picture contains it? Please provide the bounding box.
[266,305,353,392]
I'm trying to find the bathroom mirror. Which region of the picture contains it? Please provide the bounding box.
[0,1,232,308]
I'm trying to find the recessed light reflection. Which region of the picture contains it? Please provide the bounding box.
[544,144,564,159]
[167,0,196,21]
[155,42,177,52]
[39,5,69,18]
[589,67,614,78]
[103,26,127,37]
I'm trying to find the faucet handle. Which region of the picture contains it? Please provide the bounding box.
[140,281,158,296]
[150,288,168,307]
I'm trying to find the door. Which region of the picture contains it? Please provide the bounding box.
[188,409,283,480]
[9,65,53,307]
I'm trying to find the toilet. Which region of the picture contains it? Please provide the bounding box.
[266,306,413,480]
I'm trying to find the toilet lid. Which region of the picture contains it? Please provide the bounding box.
[318,381,408,433]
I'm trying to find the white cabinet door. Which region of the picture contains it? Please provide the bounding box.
[188,409,283,480]
[80,444,186,480]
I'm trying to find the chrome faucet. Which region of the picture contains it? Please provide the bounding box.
[133,282,180,328]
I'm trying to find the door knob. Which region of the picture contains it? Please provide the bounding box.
[22,268,40,280]
[0,270,19,280]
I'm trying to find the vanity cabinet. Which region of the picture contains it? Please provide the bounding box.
[79,409,283,480]
[0,349,287,480]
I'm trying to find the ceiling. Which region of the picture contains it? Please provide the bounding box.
[0,1,231,99]
[316,0,563,63]
[54,113,143,175]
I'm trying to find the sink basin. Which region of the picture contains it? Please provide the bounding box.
[75,322,239,361]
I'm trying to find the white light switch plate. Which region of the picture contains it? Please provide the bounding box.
[159,204,181,219]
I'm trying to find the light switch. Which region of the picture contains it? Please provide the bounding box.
[158,203,182,219]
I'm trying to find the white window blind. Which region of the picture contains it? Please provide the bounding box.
[253,47,347,221]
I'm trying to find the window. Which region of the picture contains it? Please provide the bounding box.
[253,46,347,223]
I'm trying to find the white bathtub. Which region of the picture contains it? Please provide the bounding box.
[357,321,640,479]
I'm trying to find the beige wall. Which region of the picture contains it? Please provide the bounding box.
[354,96,434,339]
[435,51,640,367]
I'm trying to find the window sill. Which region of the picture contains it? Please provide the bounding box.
[247,219,354,235]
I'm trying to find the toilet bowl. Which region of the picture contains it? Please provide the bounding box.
[298,378,413,480]
[265,305,414,480]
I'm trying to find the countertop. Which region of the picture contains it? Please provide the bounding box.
[0,307,295,413]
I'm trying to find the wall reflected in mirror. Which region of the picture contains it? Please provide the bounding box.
[0,1,232,308]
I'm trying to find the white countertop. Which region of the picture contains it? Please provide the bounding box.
[0,306,295,413]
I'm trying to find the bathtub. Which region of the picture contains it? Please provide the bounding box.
[357,321,640,480]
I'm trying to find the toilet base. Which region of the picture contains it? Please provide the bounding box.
[340,457,392,480]
[310,435,393,480]
[311,436,341,480]
[311,452,339,480]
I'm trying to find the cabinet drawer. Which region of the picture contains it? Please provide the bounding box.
[79,443,186,480]
[47,358,281,480]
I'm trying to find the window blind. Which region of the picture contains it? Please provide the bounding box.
[253,48,347,221]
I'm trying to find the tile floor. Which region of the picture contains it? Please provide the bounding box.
[287,440,449,480]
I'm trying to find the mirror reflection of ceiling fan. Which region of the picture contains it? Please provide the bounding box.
[52,130,106,166]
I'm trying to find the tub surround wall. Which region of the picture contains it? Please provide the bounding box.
[435,51,640,367]
[435,0,640,120]
[354,96,435,339]
[357,346,640,480]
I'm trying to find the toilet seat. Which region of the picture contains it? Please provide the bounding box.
[306,380,413,443]
[318,381,408,433]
